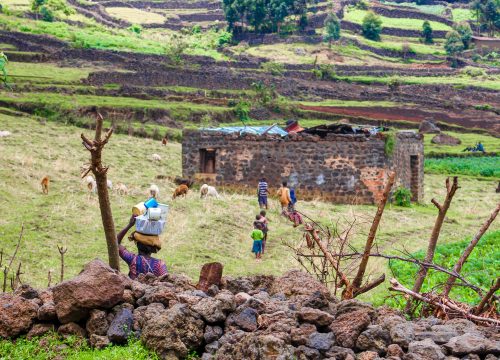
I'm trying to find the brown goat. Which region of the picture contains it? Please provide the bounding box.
[162,137,168,146]
[41,176,50,194]
[172,184,189,199]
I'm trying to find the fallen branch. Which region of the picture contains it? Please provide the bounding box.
[390,278,499,326]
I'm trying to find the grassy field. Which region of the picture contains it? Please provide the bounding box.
[423,131,500,155]
[425,157,500,178]
[452,8,474,22]
[105,7,166,24]
[381,2,447,16]
[1,113,499,307]
[344,8,452,31]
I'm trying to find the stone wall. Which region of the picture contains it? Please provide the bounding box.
[341,20,448,38]
[182,130,424,204]
[370,4,454,26]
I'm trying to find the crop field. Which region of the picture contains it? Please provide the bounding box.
[1,113,499,306]
[424,156,500,178]
[423,131,500,155]
[105,7,166,24]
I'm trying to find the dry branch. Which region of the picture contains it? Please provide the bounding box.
[442,201,500,297]
[57,245,67,283]
[474,278,500,315]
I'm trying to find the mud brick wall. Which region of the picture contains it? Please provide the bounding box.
[182,130,424,204]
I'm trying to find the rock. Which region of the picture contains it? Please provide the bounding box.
[298,307,335,327]
[27,323,55,339]
[235,292,251,306]
[86,309,109,336]
[216,333,295,360]
[133,302,165,331]
[197,262,223,293]
[408,338,445,360]
[14,285,39,300]
[390,321,415,349]
[356,325,391,354]
[325,346,356,359]
[204,325,224,344]
[295,48,307,56]
[0,294,38,338]
[37,302,57,321]
[415,324,459,344]
[52,260,125,323]
[58,322,87,338]
[443,333,499,356]
[302,290,332,309]
[462,355,481,360]
[131,281,148,300]
[107,308,133,344]
[356,350,380,360]
[192,297,226,323]
[141,304,205,359]
[90,334,110,349]
[295,345,321,360]
[215,290,236,313]
[419,119,440,134]
[123,289,135,305]
[387,344,405,358]
[431,134,461,145]
[269,270,331,299]
[201,353,213,360]
[330,308,372,348]
[307,331,335,352]
[207,285,219,297]
[228,307,258,332]
[205,340,219,354]
[291,323,317,346]
[136,284,176,307]
[485,355,499,360]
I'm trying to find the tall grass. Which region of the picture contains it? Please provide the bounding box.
[424,156,500,178]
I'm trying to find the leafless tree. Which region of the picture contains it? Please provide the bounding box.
[2,224,23,292]
[57,245,67,283]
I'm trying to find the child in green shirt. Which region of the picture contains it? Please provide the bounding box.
[251,218,264,260]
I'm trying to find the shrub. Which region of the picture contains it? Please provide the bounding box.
[128,24,142,34]
[323,13,341,46]
[444,30,464,66]
[217,31,232,47]
[460,66,486,77]
[312,64,337,80]
[400,43,415,61]
[453,21,473,49]
[40,6,54,21]
[388,77,402,92]
[261,61,285,76]
[393,186,412,207]
[234,100,251,122]
[356,0,369,10]
[384,133,395,156]
[422,20,433,44]
[362,11,382,41]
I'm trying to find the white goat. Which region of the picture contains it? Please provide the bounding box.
[0,131,11,138]
[152,153,162,162]
[116,182,128,195]
[84,176,112,192]
[149,184,160,199]
[200,184,220,199]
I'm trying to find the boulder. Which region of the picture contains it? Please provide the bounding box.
[235,292,251,306]
[58,322,87,338]
[141,304,205,359]
[204,325,224,344]
[298,307,335,327]
[419,120,440,134]
[415,324,459,344]
[226,307,258,332]
[192,298,227,323]
[443,333,499,356]
[357,350,380,360]
[356,325,391,354]
[325,346,356,359]
[408,338,445,360]
[269,270,331,299]
[197,262,223,293]
[387,343,404,358]
[136,284,176,307]
[431,134,461,146]
[216,333,295,360]
[307,331,335,352]
[90,334,110,349]
[27,323,55,339]
[0,294,38,338]
[37,302,57,321]
[133,302,165,331]
[301,290,332,309]
[295,345,321,360]
[291,323,317,346]
[52,260,125,323]
[390,321,415,349]
[330,307,372,348]
[107,308,133,344]
[86,309,109,336]
[14,285,39,300]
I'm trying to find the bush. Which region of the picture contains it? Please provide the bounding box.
[128,24,142,34]
[323,13,341,46]
[384,133,395,156]
[388,77,402,92]
[453,21,473,49]
[400,43,415,61]
[40,6,54,21]
[444,30,464,66]
[261,61,285,76]
[234,100,251,122]
[460,66,486,77]
[422,20,433,44]
[361,11,382,41]
[393,186,412,207]
[312,64,337,80]
[217,31,232,47]
[356,0,369,10]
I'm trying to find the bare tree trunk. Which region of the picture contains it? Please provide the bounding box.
[405,177,459,313]
[442,201,500,297]
[81,112,120,271]
[57,245,67,283]
[474,277,500,315]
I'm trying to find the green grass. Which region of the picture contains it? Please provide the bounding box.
[296,99,401,107]
[424,156,500,178]
[1,113,499,299]
[344,8,452,31]
[0,333,159,360]
[381,1,447,15]
[386,230,500,308]
[8,62,99,83]
[423,131,500,156]
[452,8,474,22]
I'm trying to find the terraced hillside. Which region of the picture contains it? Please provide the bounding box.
[0,0,499,136]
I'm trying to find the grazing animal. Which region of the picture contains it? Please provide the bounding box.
[84,176,97,193]
[116,182,129,195]
[0,130,11,137]
[149,184,160,199]
[41,176,50,194]
[200,184,220,199]
[107,179,113,190]
[162,137,168,146]
[152,153,162,162]
[172,184,189,199]
[174,176,194,188]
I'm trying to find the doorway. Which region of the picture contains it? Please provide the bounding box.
[410,155,419,201]
[200,148,216,174]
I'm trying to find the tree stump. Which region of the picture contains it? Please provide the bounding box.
[197,262,223,292]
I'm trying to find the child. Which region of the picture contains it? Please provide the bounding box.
[259,210,269,254]
[257,178,268,209]
[251,216,264,260]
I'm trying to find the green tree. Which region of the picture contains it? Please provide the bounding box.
[445,30,465,66]
[422,20,433,44]
[323,13,340,47]
[40,6,54,21]
[0,52,9,87]
[454,21,473,49]
[361,11,382,41]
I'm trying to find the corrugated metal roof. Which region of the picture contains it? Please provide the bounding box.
[201,125,288,137]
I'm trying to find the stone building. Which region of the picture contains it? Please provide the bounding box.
[182,126,424,204]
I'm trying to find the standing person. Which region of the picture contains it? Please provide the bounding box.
[251,217,264,261]
[259,210,269,254]
[257,178,269,209]
[289,187,297,211]
[117,215,168,279]
[277,181,292,212]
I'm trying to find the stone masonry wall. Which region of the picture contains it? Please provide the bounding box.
[182,130,424,204]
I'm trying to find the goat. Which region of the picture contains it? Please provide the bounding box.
[41,176,50,195]
[149,184,160,199]
[0,130,11,138]
[107,179,113,190]
[200,184,220,199]
[161,137,168,146]
[172,184,189,199]
[152,153,162,162]
[116,182,129,196]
